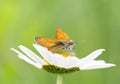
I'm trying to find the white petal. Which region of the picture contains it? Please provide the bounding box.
[76,60,104,66]
[33,44,66,67]
[77,49,105,66]
[80,60,116,70]
[11,48,42,69]
[18,45,46,65]
[75,49,116,70]
[64,57,80,68]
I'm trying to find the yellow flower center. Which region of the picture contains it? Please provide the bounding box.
[57,52,70,57]
[55,49,71,57]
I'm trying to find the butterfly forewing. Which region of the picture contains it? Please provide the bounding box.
[35,37,59,48]
[35,37,65,52]
[56,28,70,40]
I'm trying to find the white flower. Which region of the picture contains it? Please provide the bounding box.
[11,44,115,74]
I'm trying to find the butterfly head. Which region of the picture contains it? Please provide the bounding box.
[63,40,75,51]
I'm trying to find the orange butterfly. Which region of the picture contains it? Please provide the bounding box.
[35,28,75,52]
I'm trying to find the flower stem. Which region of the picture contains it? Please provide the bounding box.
[56,74,63,84]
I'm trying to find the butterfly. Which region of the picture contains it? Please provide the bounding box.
[35,28,75,53]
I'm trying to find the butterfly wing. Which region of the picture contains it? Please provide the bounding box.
[35,37,64,52]
[48,44,63,52]
[56,28,70,40]
[35,37,59,48]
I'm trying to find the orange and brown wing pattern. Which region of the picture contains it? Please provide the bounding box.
[48,44,63,52]
[35,37,59,48]
[35,37,64,52]
[35,28,72,52]
[56,28,70,40]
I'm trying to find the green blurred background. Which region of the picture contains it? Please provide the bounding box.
[0,0,119,84]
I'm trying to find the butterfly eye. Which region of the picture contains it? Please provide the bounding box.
[69,42,74,45]
[68,40,75,45]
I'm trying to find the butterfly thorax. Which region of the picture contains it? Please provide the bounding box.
[62,40,75,51]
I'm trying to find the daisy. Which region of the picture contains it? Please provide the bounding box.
[11,43,115,73]
[11,44,115,84]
